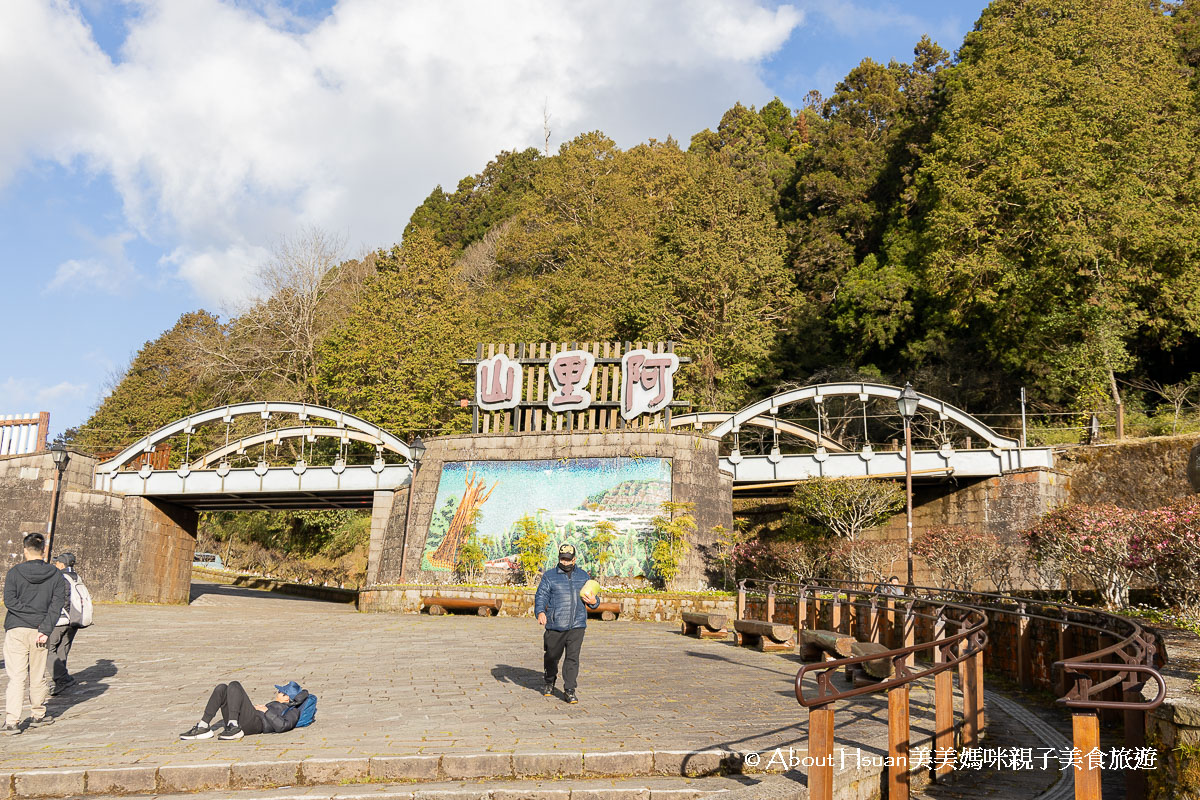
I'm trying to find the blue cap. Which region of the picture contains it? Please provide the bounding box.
[274,681,302,699]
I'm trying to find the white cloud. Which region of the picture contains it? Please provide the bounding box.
[45,229,137,293]
[1,377,89,409]
[0,0,803,305]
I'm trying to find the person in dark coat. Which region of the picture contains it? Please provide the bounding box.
[533,544,599,704]
[3,533,69,735]
[179,680,310,740]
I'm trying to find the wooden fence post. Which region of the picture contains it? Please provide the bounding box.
[888,684,910,800]
[963,643,980,748]
[974,649,986,735]
[933,613,954,777]
[809,706,835,800]
[1016,604,1033,691]
[1072,711,1102,800]
[766,583,776,623]
[737,583,746,622]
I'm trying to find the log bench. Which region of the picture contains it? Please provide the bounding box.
[421,596,502,616]
[846,641,896,686]
[733,619,796,652]
[587,601,621,621]
[799,629,856,661]
[681,611,728,639]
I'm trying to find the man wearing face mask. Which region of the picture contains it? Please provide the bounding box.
[534,544,599,704]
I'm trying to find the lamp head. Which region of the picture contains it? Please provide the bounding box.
[410,436,426,462]
[50,447,69,471]
[896,382,919,420]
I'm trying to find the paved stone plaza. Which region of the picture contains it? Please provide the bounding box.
[0,583,930,772]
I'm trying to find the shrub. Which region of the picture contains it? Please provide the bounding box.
[912,526,1000,592]
[1128,496,1200,614]
[512,514,551,586]
[650,501,696,589]
[589,520,618,582]
[789,477,905,541]
[456,534,490,583]
[829,537,904,585]
[1023,504,1142,609]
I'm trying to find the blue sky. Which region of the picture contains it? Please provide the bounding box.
[0,1,987,439]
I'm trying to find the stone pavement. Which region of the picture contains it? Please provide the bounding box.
[1,582,939,773]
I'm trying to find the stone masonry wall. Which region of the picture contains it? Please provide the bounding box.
[864,467,1068,585]
[1058,435,1199,509]
[370,431,733,590]
[0,451,196,603]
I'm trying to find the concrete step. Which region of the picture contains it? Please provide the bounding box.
[83,774,768,800]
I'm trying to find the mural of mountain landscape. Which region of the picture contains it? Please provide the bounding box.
[421,458,672,578]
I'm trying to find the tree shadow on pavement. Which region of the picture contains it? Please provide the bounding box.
[491,664,546,692]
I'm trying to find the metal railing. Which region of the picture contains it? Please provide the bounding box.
[735,578,1167,800]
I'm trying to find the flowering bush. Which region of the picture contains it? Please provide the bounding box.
[1128,496,1200,613]
[912,526,1000,592]
[829,537,904,584]
[1022,504,1142,609]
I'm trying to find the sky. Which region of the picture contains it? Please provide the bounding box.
[0,0,987,439]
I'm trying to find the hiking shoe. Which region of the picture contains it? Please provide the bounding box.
[564,691,578,704]
[541,683,555,697]
[179,723,214,740]
[218,723,244,741]
[1,723,20,736]
[28,715,54,727]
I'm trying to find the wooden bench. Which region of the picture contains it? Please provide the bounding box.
[587,601,621,621]
[846,641,896,686]
[799,629,856,661]
[733,619,796,652]
[421,596,502,617]
[681,611,728,639]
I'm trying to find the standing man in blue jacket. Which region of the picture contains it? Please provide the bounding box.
[534,544,599,704]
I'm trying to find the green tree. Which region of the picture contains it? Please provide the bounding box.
[655,157,796,409]
[908,0,1200,405]
[513,514,551,586]
[649,501,696,589]
[317,227,475,435]
[588,520,618,580]
[789,477,904,542]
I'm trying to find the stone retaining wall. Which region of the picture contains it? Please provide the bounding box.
[359,585,735,622]
[0,451,196,603]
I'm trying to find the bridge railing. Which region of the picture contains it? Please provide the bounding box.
[736,577,1167,800]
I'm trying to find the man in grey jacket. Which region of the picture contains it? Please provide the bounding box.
[3,533,69,735]
[534,544,599,704]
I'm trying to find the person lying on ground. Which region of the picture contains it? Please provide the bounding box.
[179,680,309,741]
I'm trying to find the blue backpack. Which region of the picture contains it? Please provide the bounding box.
[296,693,317,727]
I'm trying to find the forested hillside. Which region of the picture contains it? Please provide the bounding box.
[67,0,1200,580]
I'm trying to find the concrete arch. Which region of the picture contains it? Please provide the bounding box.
[668,412,849,453]
[707,383,1019,449]
[189,426,403,470]
[95,402,412,474]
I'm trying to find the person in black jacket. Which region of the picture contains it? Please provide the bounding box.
[533,544,599,704]
[179,680,310,740]
[4,533,70,735]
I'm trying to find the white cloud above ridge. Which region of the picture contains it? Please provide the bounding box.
[0,0,803,306]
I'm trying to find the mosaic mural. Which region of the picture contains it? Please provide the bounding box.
[421,458,672,577]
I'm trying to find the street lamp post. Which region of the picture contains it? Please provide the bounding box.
[45,447,70,561]
[896,384,919,587]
